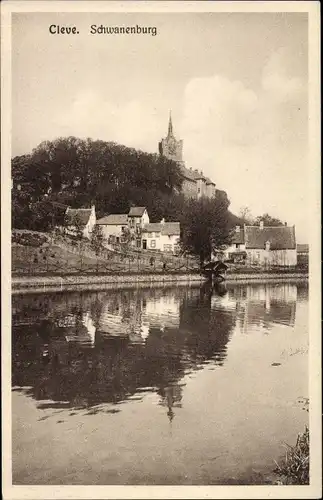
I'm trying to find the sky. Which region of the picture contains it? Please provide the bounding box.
[12,12,309,241]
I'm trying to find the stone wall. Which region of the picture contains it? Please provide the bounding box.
[12,273,206,294]
[12,271,308,295]
[226,272,308,282]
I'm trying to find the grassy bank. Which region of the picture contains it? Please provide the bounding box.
[12,230,308,278]
[274,426,309,485]
[12,230,199,275]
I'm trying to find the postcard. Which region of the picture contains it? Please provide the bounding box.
[1,1,321,499]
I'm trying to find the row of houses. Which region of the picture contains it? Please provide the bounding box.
[63,205,181,254]
[63,204,306,266]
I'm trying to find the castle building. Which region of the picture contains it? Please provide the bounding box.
[158,112,216,199]
[158,112,184,165]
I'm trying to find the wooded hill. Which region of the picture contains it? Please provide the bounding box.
[12,136,242,259]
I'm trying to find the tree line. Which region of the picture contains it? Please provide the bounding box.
[12,136,184,227]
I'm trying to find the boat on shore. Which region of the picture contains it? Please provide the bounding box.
[201,261,228,283]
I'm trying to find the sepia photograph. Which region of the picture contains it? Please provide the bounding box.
[1,1,321,499]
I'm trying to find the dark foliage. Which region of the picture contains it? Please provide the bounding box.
[180,194,232,264]
[12,230,48,247]
[12,136,183,230]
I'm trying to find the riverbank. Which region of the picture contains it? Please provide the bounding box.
[12,272,206,294]
[11,271,308,294]
[226,271,308,282]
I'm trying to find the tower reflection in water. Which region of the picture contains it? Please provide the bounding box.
[12,282,303,417]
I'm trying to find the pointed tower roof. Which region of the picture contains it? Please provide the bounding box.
[167,111,174,138]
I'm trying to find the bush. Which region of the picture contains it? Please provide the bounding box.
[12,230,48,247]
[274,426,309,485]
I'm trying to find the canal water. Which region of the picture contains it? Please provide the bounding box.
[12,281,309,485]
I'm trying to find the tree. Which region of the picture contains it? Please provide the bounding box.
[180,195,232,265]
[90,225,105,256]
[120,226,135,252]
[238,206,253,224]
[64,212,84,243]
[12,136,184,231]
[254,213,285,226]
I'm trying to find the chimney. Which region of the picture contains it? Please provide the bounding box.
[259,220,264,230]
[284,222,287,226]
[235,225,240,233]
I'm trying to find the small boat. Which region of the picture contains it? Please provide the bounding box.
[201,260,228,282]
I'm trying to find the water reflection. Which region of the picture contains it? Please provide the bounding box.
[12,282,306,416]
[225,282,302,332]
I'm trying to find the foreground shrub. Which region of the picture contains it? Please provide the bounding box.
[274,426,309,485]
[12,230,48,247]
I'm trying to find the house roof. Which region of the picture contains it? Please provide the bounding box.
[96,214,128,225]
[128,207,146,217]
[245,226,296,250]
[179,165,197,182]
[65,208,92,226]
[194,171,205,180]
[142,222,180,236]
[205,177,215,186]
[179,165,216,185]
[231,229,245,244]
[162,222,180,236]
[297,244,309,253]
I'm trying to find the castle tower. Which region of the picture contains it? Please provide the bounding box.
[167,111,174,137]
[158,112,184,164]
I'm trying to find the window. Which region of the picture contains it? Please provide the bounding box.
[150,240,156,248]
[198,188,201,193]
[164,244,172,252]
[148,232,152,238]
[155,232,160,238]
[236,244,239,249]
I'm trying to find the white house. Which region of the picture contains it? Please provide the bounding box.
[224,222,297,267]
[96,214,128,244]
[127,207,150,247]
[245,222,297,266]
[223,225,246,262]
[64,205,96,239]
[141,219,180,253]
[128,206,150,230]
